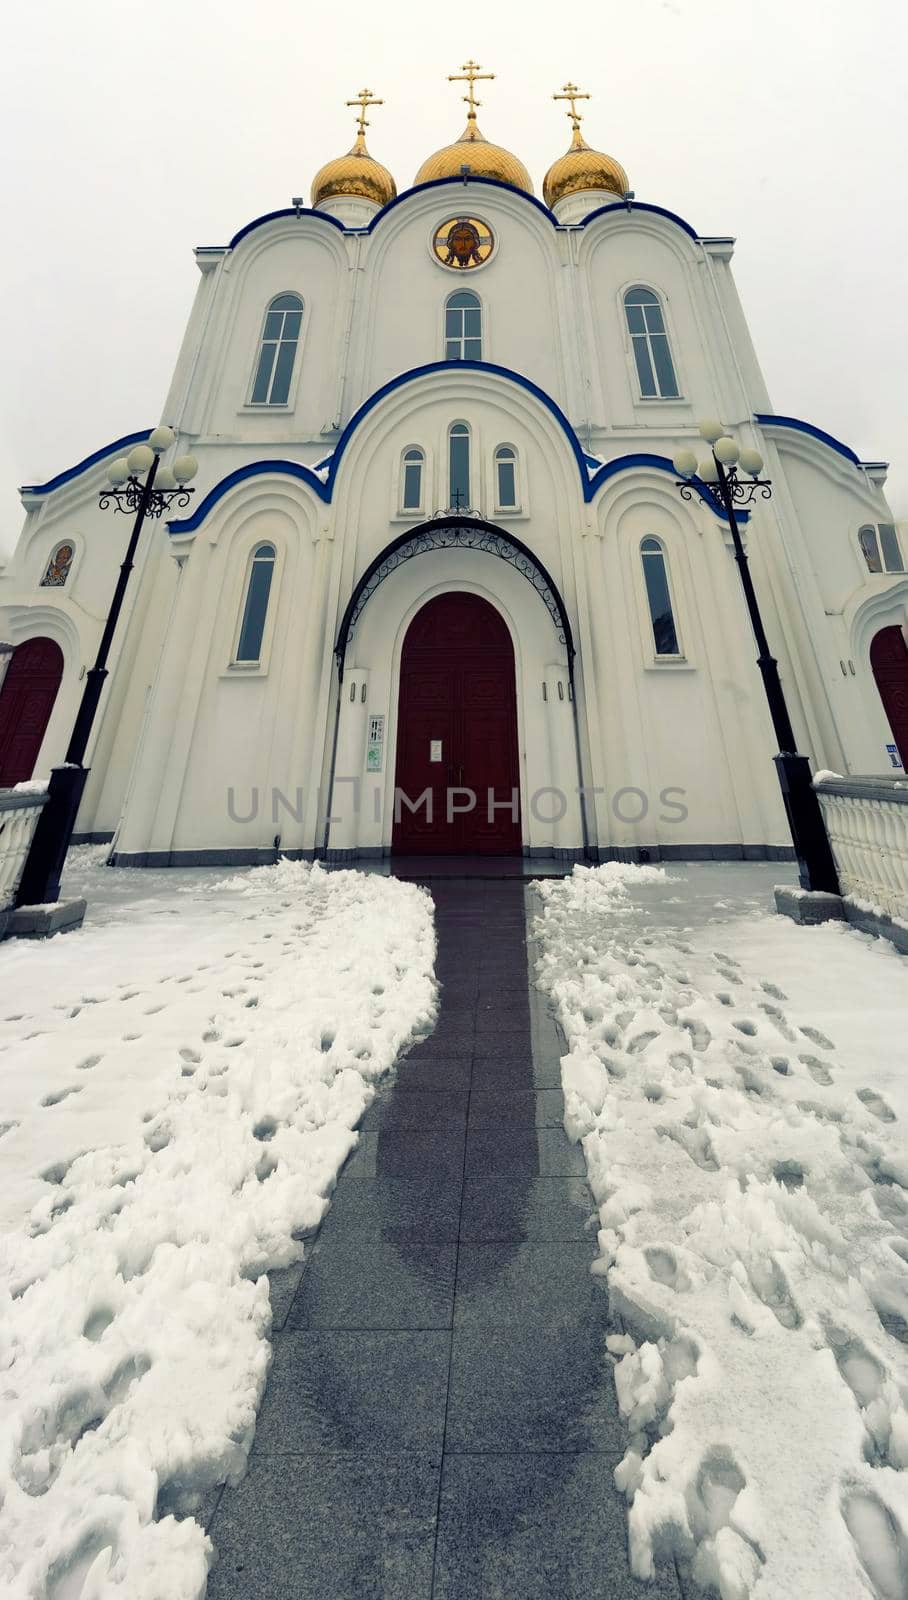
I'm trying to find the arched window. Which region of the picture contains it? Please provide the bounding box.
[640,537,680,656]
[859,523,904,574]
[448,424,471,511]
[495,446,518,510]
[445,291,482,361]
[401,449,424,513]
[40,543,75,588]
[250,293,303,406]
[235,544,276,663]
[624,287,679,399]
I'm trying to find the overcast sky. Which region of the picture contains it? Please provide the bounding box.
[1,0,905,556]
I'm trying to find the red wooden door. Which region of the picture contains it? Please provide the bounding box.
[871,625,908,767]
[393,593,522,854]
[0,638,64,785]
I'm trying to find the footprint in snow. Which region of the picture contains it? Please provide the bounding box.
[733,1019,758,1037]
[747,1255,801,1329]
[841,1490,908,1600]
[761,980,788,1001]
[681,1018,711,1052]
[827,1327,885,1410]
[758,1002,797,1040]
[716,967,742,986]
[645,1246,690,1291]
[627,1030,659,1055]
[857,1089,896,1123]
[712,951,739,966]
[771,1057,791,1075]
[773,1159,804,1188]
[716,992,734,1007]
[41,1085,82,1108]
[801,1054,833,1086]
[800,1024,834,1050]
[76,1054,102,1071]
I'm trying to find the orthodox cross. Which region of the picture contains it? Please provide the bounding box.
[346,88,383,138]
[553,81,590,133]
[448,59,495,118]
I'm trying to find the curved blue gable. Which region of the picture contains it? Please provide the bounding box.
[225,179,703,253]
[169,360,735,534]
[579,200,700,241]
[754,413,860,467]
[20,429,153,497]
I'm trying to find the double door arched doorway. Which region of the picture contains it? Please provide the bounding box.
[0,638,63,786]
[392,592,522,854]
[871,625,908,768]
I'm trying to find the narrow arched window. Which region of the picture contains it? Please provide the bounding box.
[448,424,471,511]
[624,287,679,399]
[495,446,518,510]
[40,543,74,588]
[250,293,303,406]
[859,526,883,573]
[235,544,276,662]
[445,291,482,361]
[401,449,424,513]
[641,538,680,656]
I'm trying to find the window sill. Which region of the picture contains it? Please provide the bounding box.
[633,395,688,406]
[390,510,427,523]
[238,403,293,414]
[223,660,268,677]
[643,656,695,671]
[493,506,528,520]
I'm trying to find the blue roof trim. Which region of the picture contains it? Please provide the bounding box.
[168,361,739,533]
[229,206,346,249]
[754,412,860,467]
[171,459,331,532]
[586,451,741,521]
[20,429,152,496]
[225,180,703,254]
[579,200,700,241]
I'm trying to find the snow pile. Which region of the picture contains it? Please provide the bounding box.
[534,862,908,1600]
[0,858,435,1599]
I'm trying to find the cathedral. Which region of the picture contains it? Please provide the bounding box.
[1,65,906,866]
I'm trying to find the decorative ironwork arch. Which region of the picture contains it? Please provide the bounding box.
[335,516,574,676]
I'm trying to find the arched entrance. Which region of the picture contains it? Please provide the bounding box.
[0,637,64,785]
[871,624,908,766]
[393,592,522,854]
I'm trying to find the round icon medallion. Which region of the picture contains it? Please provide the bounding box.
[432,216,495,270]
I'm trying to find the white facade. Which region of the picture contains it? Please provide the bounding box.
[2,152,907,866]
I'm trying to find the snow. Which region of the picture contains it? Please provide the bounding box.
[0,851,435,1598]
[10,780,49,796]
[533,861,908,1600]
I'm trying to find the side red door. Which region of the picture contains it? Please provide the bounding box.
[0,638,64,785]
[871,625,908,767]
[393,592,522,854]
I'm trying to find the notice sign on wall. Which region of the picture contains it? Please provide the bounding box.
[367,715,385,772]
[886,743,903,769]
[430,739,443,763]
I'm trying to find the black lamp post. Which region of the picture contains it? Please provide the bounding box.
[673,421,839,895]
[15,428,197,908]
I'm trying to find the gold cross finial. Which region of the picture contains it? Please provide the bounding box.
[346,88,383,139]
[553,81,590,133]
[448,59,495,119]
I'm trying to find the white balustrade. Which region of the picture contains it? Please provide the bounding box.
[814,776,908,922]
[0,789,49,911]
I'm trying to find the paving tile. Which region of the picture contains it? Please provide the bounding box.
[360,1090,468,1131]
[433,1454,682,1600]
[315,1176,463,1243]
[464,1126,586,1177]
[454,1242,607,1328]
[206,1454,439,1600]
[472,1051,561,1089]
[445,1321,625,1453]
[404,1032,476,1061]
[467,1089,565,1127]
[287,1236,458,1329]
[343,1126,466,1179]
[253,1330,451,1454]
[393,1055,473,1092]
[460,1177,593,1242]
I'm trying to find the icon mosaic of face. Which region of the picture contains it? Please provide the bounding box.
[432,216,495,269]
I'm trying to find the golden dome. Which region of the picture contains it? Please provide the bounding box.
[543,125,628,209]
[415,116,534,194]
[311,129,397,209]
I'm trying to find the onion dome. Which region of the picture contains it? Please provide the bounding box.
[543,82,627,210]
[416,59,534,195]
[311,90,397,210]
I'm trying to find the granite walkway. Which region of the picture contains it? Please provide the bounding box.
[204,879,684,1599]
